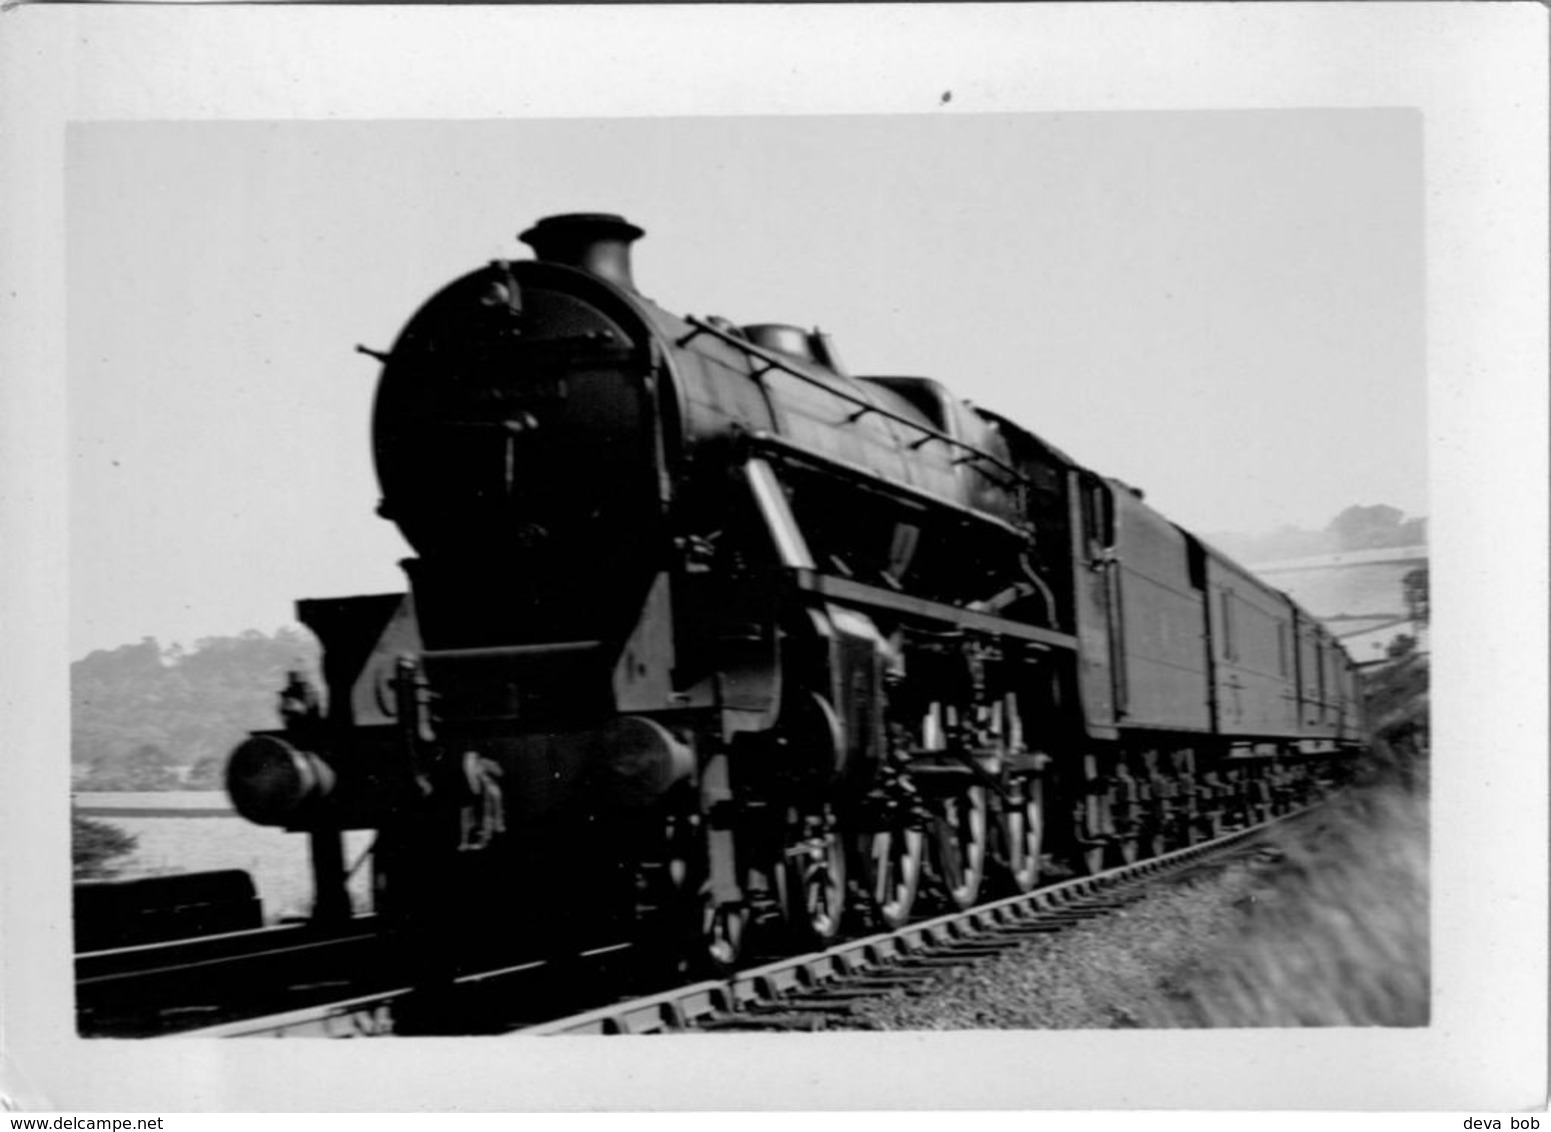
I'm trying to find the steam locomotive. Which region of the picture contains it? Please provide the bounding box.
[227,213,1364,979]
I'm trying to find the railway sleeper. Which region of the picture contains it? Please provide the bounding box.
[1010,911,1102,925]
[701,1013,832,1031]
[979,924,1069,940]
[750,996,863,1013]
[896,955,980,969]
[841,974,945,989]
[775,986,891,1002]
[934,944,1016,958]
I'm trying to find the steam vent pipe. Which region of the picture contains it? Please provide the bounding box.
[519,213,645,292]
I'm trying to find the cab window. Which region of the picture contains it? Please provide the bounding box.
[1081,479,1115,552]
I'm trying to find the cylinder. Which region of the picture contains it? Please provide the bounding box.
[589,715,695,809]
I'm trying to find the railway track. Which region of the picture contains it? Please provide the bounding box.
[76,911,644,1037]
[524,810,1303,1034]
[76,917,388,1037]
[165,802,1320,1038]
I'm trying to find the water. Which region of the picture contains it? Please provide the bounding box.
[74,792,375,922]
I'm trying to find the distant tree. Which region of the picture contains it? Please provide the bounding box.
[1402,567,1430,629]
[72,627,321,790]
[1207,504,1425,567]
[83,742,181,791]
[186,754,225,789]
[1327,504,1407,551]
[72,813,138,879]
[1397,516,1428,546]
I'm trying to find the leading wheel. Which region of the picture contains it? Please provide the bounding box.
[634,804,746,980]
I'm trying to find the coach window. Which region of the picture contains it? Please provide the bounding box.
[1220,591,1236,662]
[1082,479,1115,554]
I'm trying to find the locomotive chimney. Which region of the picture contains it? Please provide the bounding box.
[519,213,645,292]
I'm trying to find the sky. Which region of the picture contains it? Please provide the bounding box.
[67,111,1425,659]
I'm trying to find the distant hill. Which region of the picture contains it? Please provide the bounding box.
[1204,504,1427,566]
[1206,504,1429,665]
[71,629,321,790]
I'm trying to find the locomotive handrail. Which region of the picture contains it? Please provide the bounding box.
[745,430,1031,544]
[678,315,1028,487]
[422,641,601,662]
[788,567,1078,653]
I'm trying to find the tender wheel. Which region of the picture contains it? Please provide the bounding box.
[1174,799,1204,846]
[1081,843,1107,875]
[1113,789,1143,863]
[780,805,847,947]
[1073,757,1116,876]
[1146,807,1182,855]
[1140,823,1169,860]
[1196,776,1226,839]
[1000,777,1046,894]
[1253,775,1275,823]
[931,785,989,910]
[863,826,924,930]
[1073,798,1108,875]
[1173,777,1202,846]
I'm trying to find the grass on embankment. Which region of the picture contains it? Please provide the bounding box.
[845,779,1429,1030]
[1146,781,1428,1027]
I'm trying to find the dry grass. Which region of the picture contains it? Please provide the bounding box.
[1143,783,1429,1027]
[847,780,1429,1030]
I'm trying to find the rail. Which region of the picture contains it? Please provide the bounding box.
[76,917,387,1038]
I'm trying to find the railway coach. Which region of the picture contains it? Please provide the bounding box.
[225,213,1365,978]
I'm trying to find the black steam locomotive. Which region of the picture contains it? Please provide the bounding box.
[227,213,1364,977]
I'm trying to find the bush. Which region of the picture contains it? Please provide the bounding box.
[1143,782,1429,1027]
[72,813,138,880]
